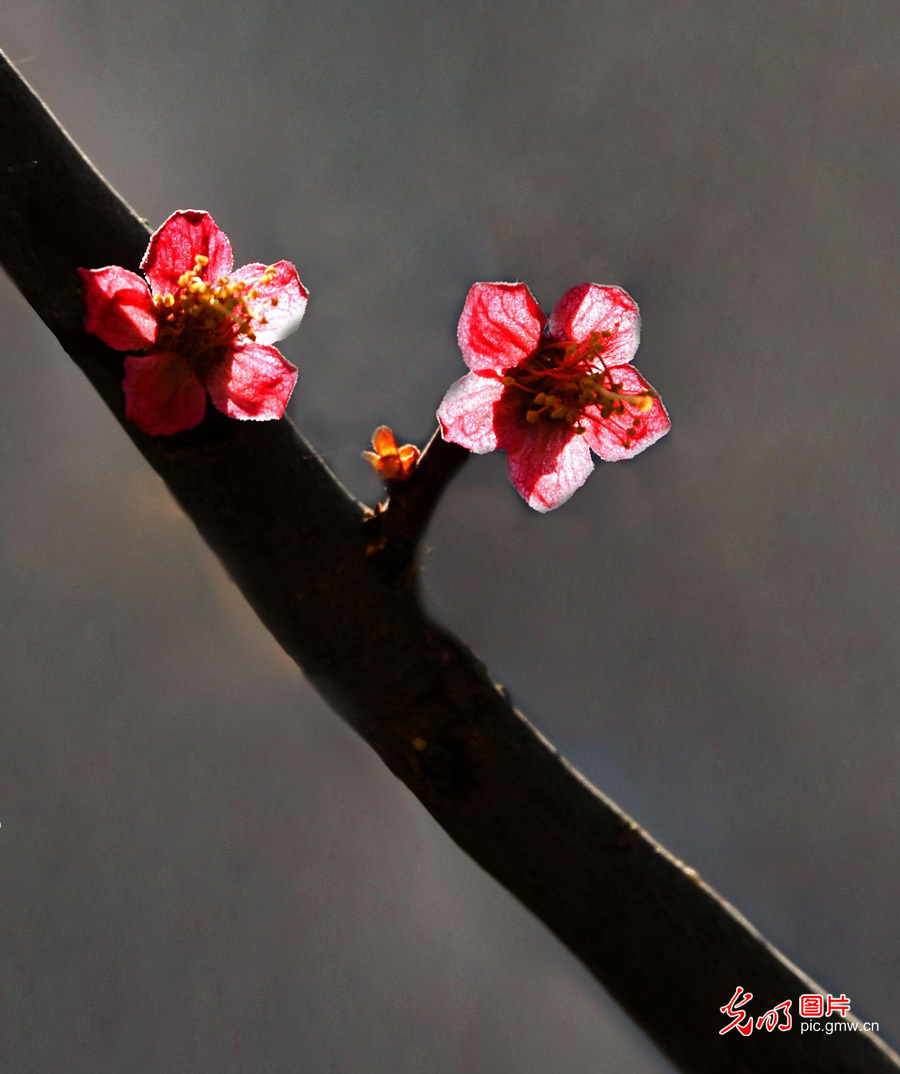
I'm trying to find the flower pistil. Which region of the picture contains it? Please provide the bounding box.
[152,254,280,377]
[502,329,657,438]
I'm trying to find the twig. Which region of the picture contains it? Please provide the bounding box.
[364,429,470,579]
[1,51,896,1073]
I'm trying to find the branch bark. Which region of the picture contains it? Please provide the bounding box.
[1,51,896,1073]
[363,429,470,577]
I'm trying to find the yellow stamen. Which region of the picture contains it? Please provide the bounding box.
[151,261,284,376]
[497,328,658,450]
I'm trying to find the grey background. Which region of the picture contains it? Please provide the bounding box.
[2,1,898,1070]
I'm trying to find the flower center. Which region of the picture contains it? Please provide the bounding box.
[502,330,656,436]
[152,255,279,376]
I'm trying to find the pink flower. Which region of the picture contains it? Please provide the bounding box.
[79,210,308,436]
[437,282,671,511]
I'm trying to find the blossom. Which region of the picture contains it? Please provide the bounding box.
[363,426,420,481]
[437,281,670,511]
[79,210,308,435]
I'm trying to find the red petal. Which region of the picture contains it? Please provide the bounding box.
[548,284,640,367]
[229,261,308,344]
[457,282,546,374]
[79,266,157,351]
[505,422,594,512]
[437,372,507,453]
[141,210,234,296]
[123,350,207,435]
[582,365,671,462]
[205,341,298,421]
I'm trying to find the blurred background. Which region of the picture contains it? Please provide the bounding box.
[2,1,899,1069]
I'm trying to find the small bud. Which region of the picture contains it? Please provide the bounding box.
[364,425,420,481]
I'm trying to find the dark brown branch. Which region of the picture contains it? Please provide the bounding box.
[1,51,897,1074]
[364,429,470,578]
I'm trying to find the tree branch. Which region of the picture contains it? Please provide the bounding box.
[1,51,896,1073]
[363,429,470,578]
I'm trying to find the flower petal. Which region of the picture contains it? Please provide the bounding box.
[78,266,157,351]
[457,282,546,374]
[372,425,399,456]
[437,372,508,453]
[141,210,234,296]
[205,342,298,421]
[582,364,671,462]
[505,422,594,512]
[548,283,640,367]
[228,261,309,343]
[123,350,207,436]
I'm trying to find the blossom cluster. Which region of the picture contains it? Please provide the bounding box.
[81,212,669,509]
